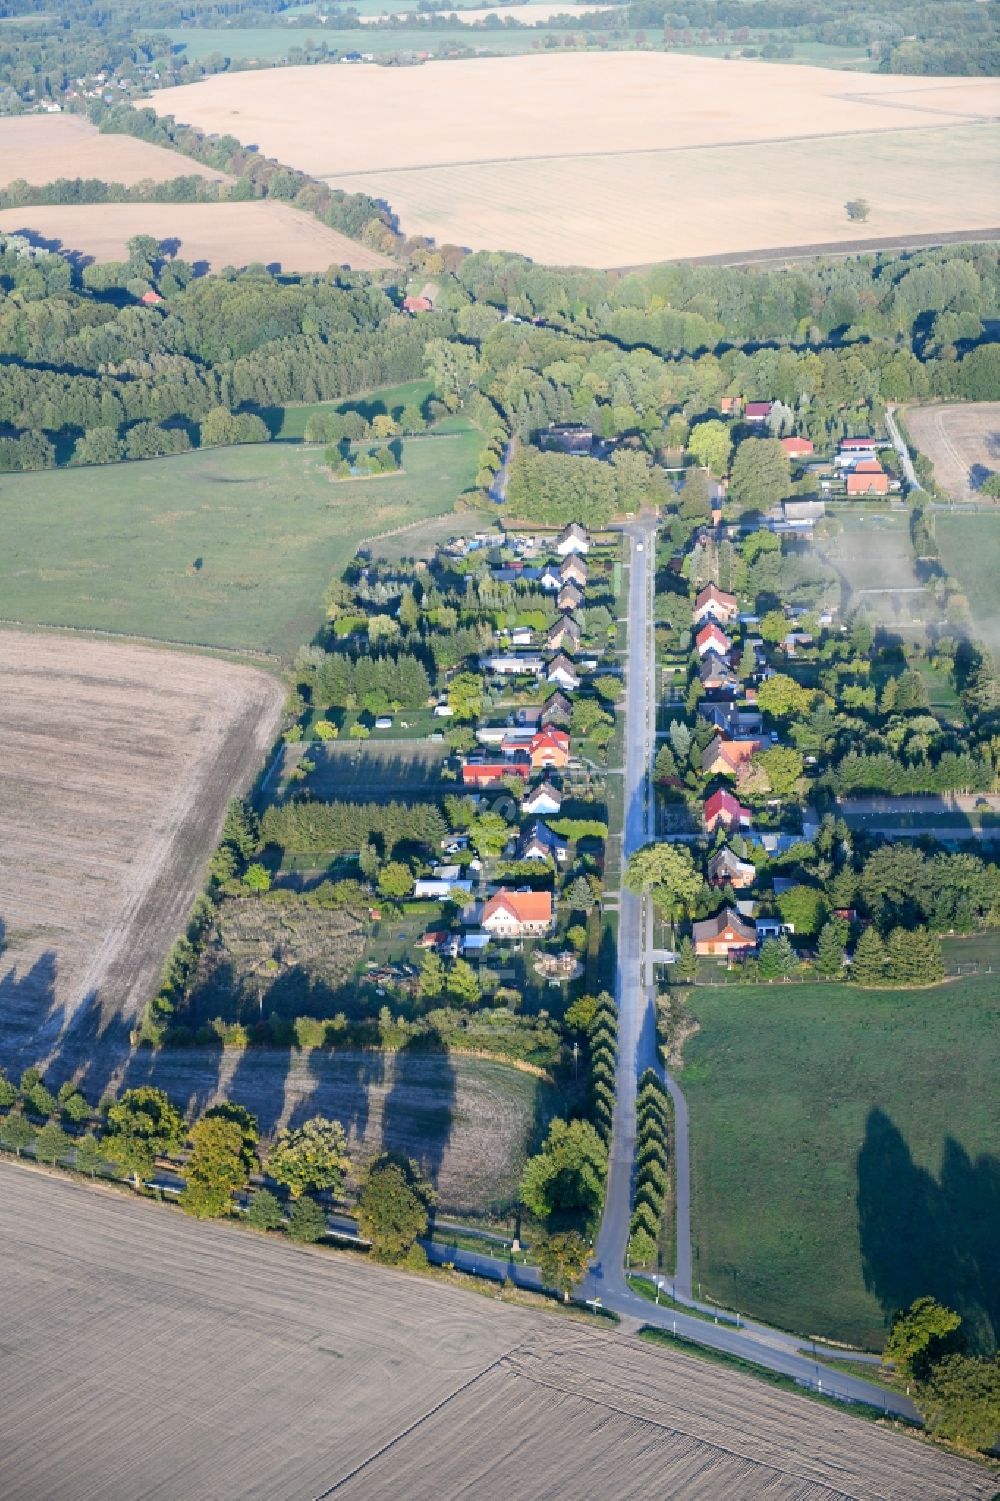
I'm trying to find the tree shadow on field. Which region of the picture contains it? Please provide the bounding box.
[0,947,60,1078]
[381,1035,456,1198]
[856,1108,1000,1355]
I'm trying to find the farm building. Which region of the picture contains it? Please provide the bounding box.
[462,762,528,789]
[693,584,739,626]
[708,847,757,890]
[555,521,590,556]
[540,424,594,457]
[523,781,562,815]
[481,889,553,937]
[704,788,751,832]
[692,908,757,956]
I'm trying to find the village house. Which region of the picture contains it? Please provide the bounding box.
[413,875,474,901]
[700,652,738,694]
[837,437,879,464]
[744,401,773,425]
[523,780,562,815]
[516,820,568,863]
[546,614,582,653]
[481,888,553,937]
[539,566,562,593]
[698,702,764,737]
[780,436,814,458]
[704,788,752,832]
[708,847,757,890]
[513,704,544,728]
[559,555,588,588]
[547,654,581,691]
[555,521,590,556]
[558,580,585,613]
[692,908,758,957]
[846,459,890,496]
[701,736,763,778]
[526,726,571,770]
[695,622,732,658]
[540,691,573,728]
[692,583,739,627]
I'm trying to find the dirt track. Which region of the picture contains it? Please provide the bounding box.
[0,632,283,1080]
[2,1163,993,1500]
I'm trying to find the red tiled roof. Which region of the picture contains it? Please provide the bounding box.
[482,889,553,924]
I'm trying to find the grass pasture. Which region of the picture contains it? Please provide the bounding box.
[152,56,1000,266]
[936,508,1000,662]
[0,432,481,657]
[906,401,1000,502]
[818,507,934,627]
[680,976,1000,1351]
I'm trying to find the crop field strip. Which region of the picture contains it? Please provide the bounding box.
[0,633,283,1080]
[1,1163,992,1501]
[0,114,232,189]
[0,199,393,274]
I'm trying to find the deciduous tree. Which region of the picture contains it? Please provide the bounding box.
[356,1153,434,1263]
[266,1117,350,1199]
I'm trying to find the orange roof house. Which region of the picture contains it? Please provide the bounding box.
[781,436,814,457]
[693,584,739,626]
[692,908,757,956]
[701,736,763,778]
[481,889,553,937]
[846,460,890,496]
[527,727,570,769]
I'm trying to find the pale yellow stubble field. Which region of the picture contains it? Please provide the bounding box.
[0,199,395,271]
[150,53,1000,264]
[0,114,232,189]
[906,402,1000,501]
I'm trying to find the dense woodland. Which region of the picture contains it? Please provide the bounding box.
[1,234,997,473]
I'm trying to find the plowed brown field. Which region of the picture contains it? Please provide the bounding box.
[906,401,1000,501]
[0,632,283,1076]
[2,1164,994,1501]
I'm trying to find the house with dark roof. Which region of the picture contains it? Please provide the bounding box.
[700,652,738,694]
[559,555,588,588]
[541,425,593,457]
[517,819,568,863]
[692,908,757,956]
[555,522,590,556]
[523,780,562,815]
[546,614,582,653]
[558,580,585,613]
[540,691,573,728]
[708,847,757,890]
[547,654,581,691]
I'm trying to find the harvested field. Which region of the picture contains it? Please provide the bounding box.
[906,401,1000,501]
[0,200,393,273]
[96,1047,550,1210]
[152,55,1000,264]
[0,113,231,189]
[2,1164,994,1501]
[0,632,283,1078]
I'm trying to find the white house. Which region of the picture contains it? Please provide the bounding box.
[555,522,590,557]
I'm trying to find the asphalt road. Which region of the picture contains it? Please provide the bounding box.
[580,517,920,1423]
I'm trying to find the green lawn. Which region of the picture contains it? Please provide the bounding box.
[168,23,573,60]
[275,379,435,441]
[0,431,480,657]
[680,977,1000,1351]
[936,510,1000,665]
